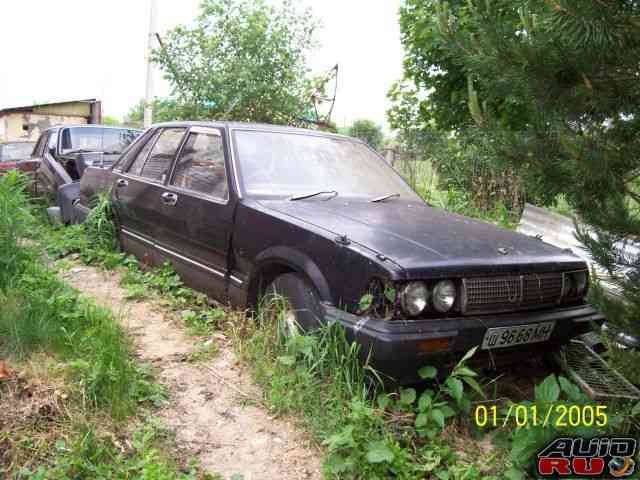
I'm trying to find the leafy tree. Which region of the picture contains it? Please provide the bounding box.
[392,0,640,335]
[348,119,384,151]
[102,115,121,126]
[152,0,318,125]
[125,98,193,126]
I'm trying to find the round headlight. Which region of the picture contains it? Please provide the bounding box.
[400,282,429,316]
[433,280,456,313]
[574,271,588,296]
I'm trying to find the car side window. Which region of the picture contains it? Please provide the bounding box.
[139,128,185,182]
[127,129,160,176]
[170,129,228,200]
[46,131,58,155]
[115,128,152,172]
[32,134,46,158]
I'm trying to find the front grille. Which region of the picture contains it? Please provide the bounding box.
[462,273,563,314]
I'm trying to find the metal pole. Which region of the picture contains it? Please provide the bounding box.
[144,0,158,128]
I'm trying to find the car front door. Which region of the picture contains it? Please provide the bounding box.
[152,126,234,301]
[112,127,187,266]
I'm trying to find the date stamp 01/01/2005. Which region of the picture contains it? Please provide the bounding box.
[473,403,609,428]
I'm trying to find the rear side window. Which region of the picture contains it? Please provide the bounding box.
[126,128,185,182]
[127,129,160,176]
[170,129,228,200]
[140,128,185,182]
[46,131,58,155]
[32,134,47,158]
[115,128,153,171]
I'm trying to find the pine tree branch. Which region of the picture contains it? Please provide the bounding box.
[625,187,640,206]
[625,168,640,183]
[544,0,566,13]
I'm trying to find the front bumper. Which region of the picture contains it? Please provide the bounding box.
[324,304,604,383]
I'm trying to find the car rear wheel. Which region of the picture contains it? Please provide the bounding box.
[263,273,324,335]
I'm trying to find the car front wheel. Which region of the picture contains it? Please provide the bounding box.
[263,273,324,334]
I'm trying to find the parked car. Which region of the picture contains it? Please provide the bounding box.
[32,125,140,222]
[0,141,35,174]
[75,122,603,382]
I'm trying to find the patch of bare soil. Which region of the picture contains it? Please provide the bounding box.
[61,265,322,480]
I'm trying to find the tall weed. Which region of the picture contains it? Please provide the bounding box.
[0,171,35,289]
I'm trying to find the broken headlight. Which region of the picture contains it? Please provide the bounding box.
[400,281,429,316]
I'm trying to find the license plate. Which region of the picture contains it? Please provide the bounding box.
[481,322,555,350]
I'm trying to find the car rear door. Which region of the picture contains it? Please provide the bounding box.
[35,129,73,195]
[112,127,187,266]
[152,125,234,301]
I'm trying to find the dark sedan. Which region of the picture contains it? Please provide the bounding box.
[75,122,603,382]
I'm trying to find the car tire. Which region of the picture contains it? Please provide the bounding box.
[263,273,324,334]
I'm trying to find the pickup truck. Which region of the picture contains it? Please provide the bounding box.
[32,124,140,222]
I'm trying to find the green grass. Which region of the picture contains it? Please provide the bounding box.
[0,172,211,479]
[22,172,640,479]
[19,420,204,480]
[237,296,500,479]
[1,264,145,418]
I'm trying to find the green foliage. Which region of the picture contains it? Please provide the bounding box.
[499,374,636,478]
[242,300,492,479]
[0,174,205,478]
[0,176,146,420]
[392,0,640,335]
[0,171,35,290]
[84,193,118,251]
[101,115,121,126]
[152,0,319,125]
[428,186,518,230]
[18,420,202,480]
[43,204,226,338]
[126,97,196,126]
[348,119,384,151]
[0,257,157,419]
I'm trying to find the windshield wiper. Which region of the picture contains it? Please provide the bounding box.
[290,190,338,201]
[370,193,400,203]
[62,148,99,155]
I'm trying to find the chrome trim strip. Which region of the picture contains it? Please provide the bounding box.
[227,128,243,199]
[121,228,229,280]
[230,275,243,285]
[121,228,153,246]
[119,172,166,188]
[155,243,225,279]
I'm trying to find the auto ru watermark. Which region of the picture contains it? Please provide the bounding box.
[537,437,637,477]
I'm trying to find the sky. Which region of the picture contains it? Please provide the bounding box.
[0,0,405,129]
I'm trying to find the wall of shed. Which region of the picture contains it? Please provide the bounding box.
[0,113,87,142]
[32,102,91,117]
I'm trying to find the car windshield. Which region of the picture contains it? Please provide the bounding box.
[0,142,34,162]
[60,127,139,155]
[234,130,421,200]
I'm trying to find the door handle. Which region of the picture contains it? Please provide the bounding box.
[116,178,128,188]
[161,191,178,206]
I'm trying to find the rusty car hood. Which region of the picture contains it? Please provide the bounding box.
[258,198,586,277]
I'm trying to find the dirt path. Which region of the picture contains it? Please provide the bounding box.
[61,264,322,480]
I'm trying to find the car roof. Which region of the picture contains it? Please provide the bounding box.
[42,124,142,134]
[150,121,356,142]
